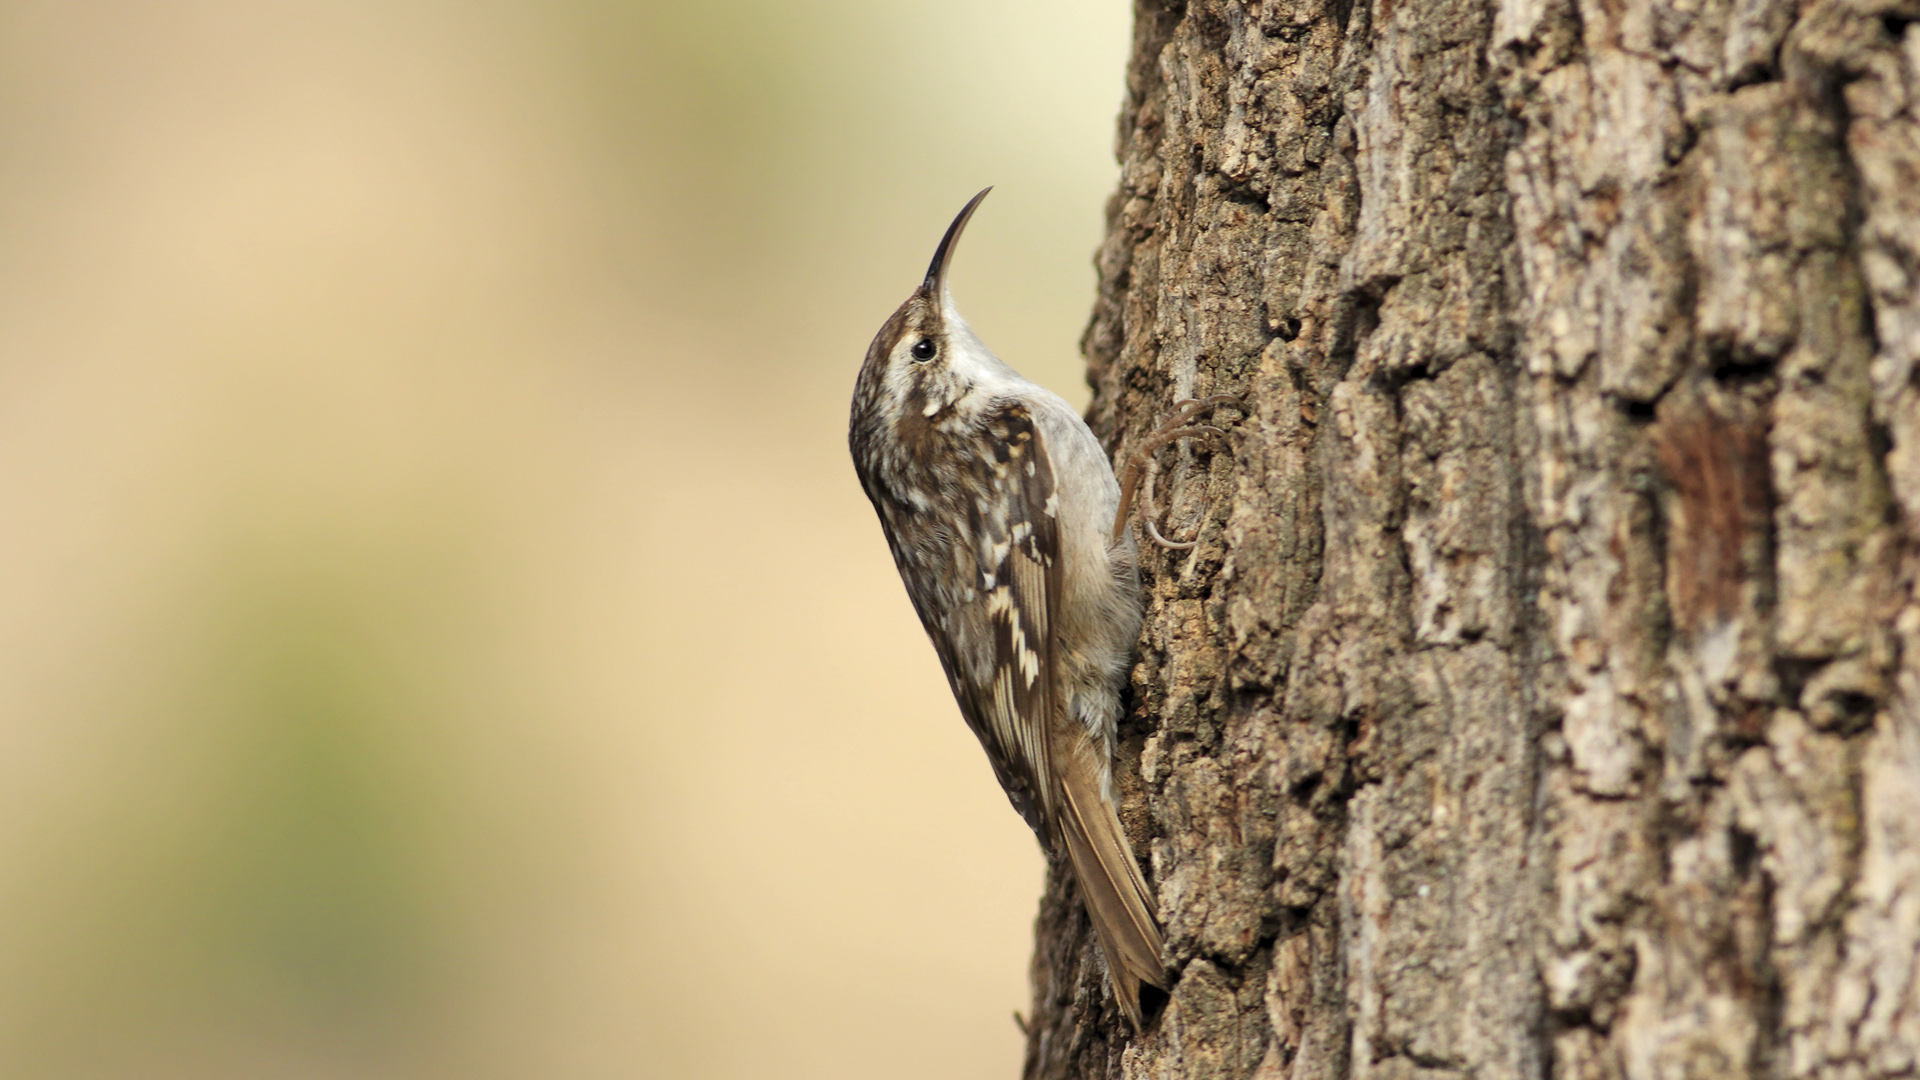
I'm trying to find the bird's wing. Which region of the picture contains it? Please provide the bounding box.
[937,400,1063,843]
[869,398,1167,1023]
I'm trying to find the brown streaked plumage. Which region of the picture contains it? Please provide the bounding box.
[847,190,1167,1027]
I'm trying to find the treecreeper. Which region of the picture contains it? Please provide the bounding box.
[848,189,1231,1028]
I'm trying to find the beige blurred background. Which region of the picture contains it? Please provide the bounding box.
[0,2,1129,1077]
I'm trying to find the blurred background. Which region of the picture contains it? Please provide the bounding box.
[0,2,1130,1078]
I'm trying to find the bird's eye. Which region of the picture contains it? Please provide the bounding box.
[910,338,937,361]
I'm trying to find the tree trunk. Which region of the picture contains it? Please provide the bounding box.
[1021,0,1920,1076]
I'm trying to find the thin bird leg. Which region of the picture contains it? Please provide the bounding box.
[1160,394,1245,429]
[1111,425,1225,543]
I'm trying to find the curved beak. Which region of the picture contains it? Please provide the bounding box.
[923,187,993,298]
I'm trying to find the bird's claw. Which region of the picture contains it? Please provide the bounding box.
[1112,396,1244,548]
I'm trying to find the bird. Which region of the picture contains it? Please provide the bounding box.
[847,188,1169,1027]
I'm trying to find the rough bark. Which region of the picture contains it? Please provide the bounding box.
[1022,0,1920,1076]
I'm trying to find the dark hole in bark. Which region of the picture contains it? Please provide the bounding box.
[1139,983,1171,1023]
[1730,825,1760,879]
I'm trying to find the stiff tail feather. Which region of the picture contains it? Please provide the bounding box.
[1058,758,1167,1029]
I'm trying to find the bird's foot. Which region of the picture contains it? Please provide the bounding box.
[1112,395,1243,549]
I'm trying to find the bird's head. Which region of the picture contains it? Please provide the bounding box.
[854,188,1008,429]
